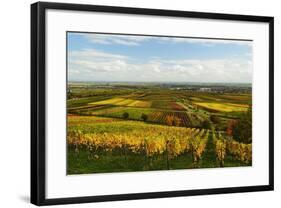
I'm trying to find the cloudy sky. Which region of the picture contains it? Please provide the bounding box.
[67,32,252,83]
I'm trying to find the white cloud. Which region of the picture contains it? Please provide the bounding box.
[69,49,128,60]
[68,49,252,83]
[78,33,252,47]
[81,34,152,46]
[159,37,252,47]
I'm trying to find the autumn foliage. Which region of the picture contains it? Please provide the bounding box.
[226,120,238,136]
[165,115,181,126]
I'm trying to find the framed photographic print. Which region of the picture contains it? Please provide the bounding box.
[31,2,274,206]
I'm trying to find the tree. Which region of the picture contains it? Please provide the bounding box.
[173,117,181,126]
[67,88,73,99]
[210,115,220,124]
[165,115,181,126]
[141,113,148,122]
[165,115,174,126]
[226,119,238,136]
[202,119,212,129]
[231,107,252,144]
[122,112,129,119]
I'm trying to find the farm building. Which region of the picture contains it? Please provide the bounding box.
[198,87,211,92]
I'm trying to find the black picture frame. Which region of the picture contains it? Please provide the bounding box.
[31,1,274,206]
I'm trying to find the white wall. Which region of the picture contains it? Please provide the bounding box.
[0,0,279,207]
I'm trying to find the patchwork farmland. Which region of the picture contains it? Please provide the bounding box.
[67,82,252,174]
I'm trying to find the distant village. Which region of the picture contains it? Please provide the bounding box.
[68,82,252,94]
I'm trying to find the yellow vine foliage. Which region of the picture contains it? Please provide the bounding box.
[212,130,252,165]
[226,139,252,163]
[188,129,209,163]
[68,127,210,161]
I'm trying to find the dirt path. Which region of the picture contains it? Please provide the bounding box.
[200,132,217,168]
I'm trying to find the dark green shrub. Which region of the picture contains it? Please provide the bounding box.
[122,112,129,119]
[141,113,148,121]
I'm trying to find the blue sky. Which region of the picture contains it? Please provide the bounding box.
[67,32,252,83]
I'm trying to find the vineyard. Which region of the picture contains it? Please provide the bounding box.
[67,115,251,174]
[67,84,252,174]
[148,111,202,127]
[212,131,252,167]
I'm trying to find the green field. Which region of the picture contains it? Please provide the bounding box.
[67,83,252,174]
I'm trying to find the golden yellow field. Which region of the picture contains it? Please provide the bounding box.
[90,97,151,108]
[194,102,248,112]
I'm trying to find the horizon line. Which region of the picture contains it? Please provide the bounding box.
[68,80,252,84]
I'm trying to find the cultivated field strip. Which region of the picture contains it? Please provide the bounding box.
[90,97,152,108]
[148,111,202,127]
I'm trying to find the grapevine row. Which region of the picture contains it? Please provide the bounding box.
[68,127,210,168]
[213,130,252,166]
